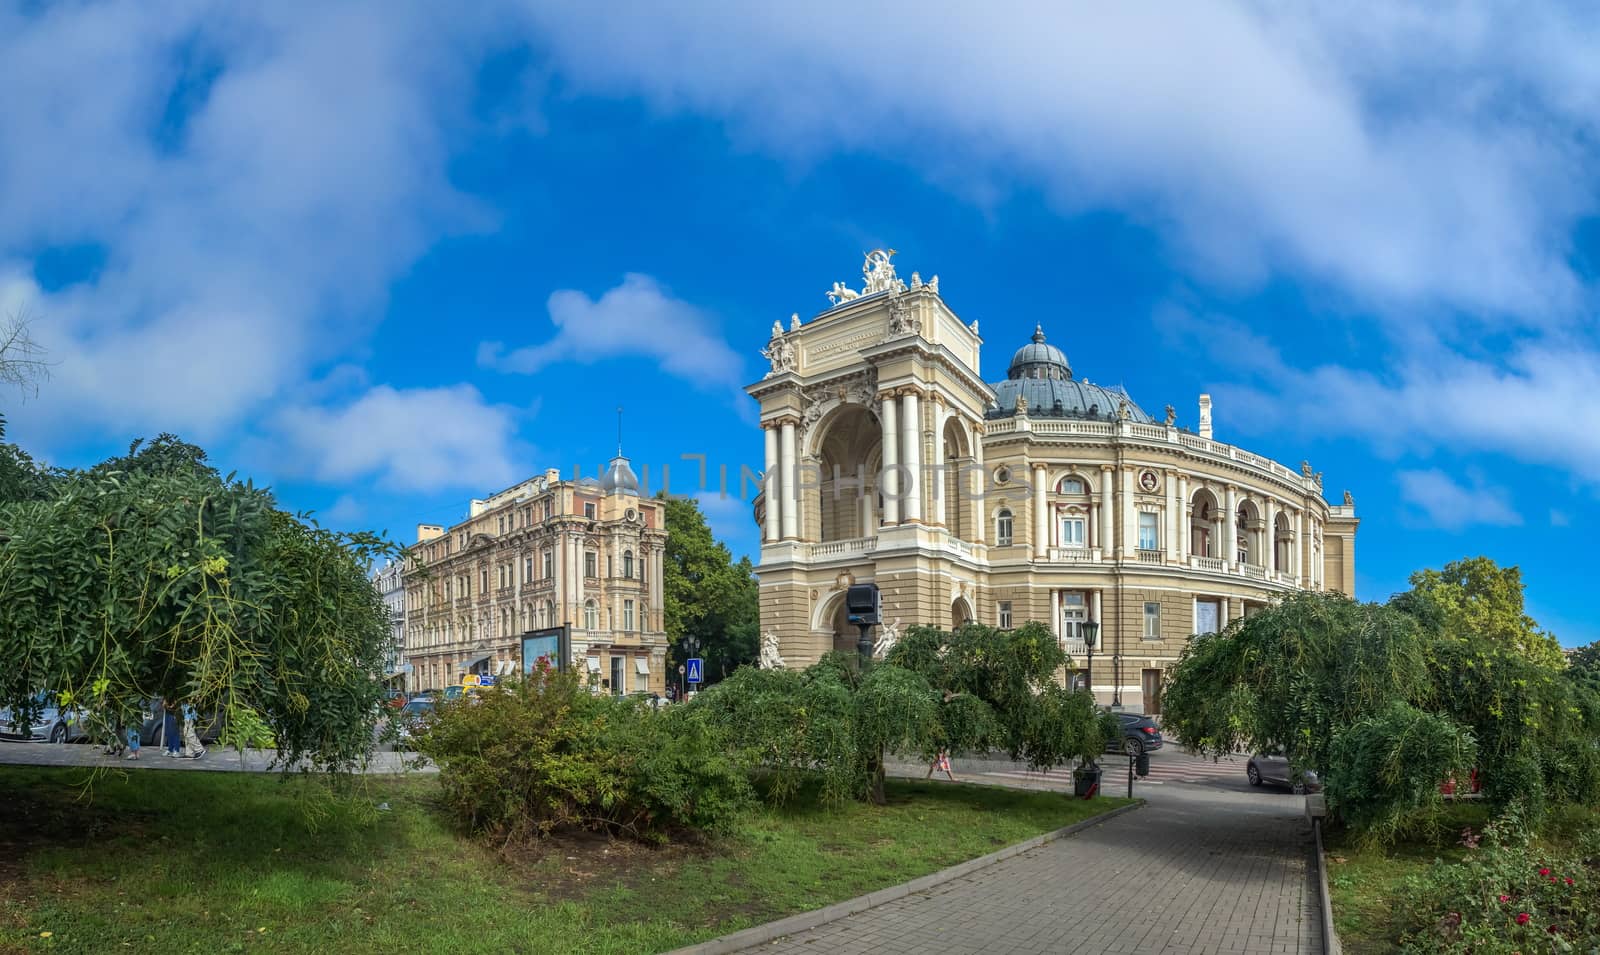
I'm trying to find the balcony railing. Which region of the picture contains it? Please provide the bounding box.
[1192,555,1226,572]
[1136,549,1163,564]
[804,536,877,560]
[1047,546,1101,563]
[984,416,1310,487]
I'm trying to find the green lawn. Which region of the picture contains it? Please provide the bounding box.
[0,766,1130,954]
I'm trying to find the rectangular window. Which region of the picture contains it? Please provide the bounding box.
[584,501,596,519]
[610,656,625,696]
[480,569,488,593]
[996,510,1014,546]
[1195,598,1220,635]
[1143,601,1161,640]
[1061,591,1086,642]
[523,556,533,582]
[1138,512,1159,551]
[585,551,597,578]
[542,499,552,520]
[498,516,505,535]
[998,601,1012,629]
[1059,517,1085,548]
[624,599,635,631]
[543,549,554,579]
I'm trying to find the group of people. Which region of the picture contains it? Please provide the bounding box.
[113,701,206,760]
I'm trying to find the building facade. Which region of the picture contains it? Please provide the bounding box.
[371,557,407,691]
[749,251,1358,713]
[402,454,669,697]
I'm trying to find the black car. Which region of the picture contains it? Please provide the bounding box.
[1106,712,1164,756]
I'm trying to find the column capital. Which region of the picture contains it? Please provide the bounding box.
[772,414,801,428]
[1032,462,1048,472]
[1100,463,1115,473]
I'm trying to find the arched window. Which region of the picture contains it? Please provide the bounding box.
[584,600,598,630]
[996,508,1014,546]
[1057,476,1086,495]
[623,550,634,579]
[545,600,556,628]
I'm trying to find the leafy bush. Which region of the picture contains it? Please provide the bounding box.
[421,665,751,844]
[694,665,856,805]
[1323,700,1476,843]
[1394,807,1600,952]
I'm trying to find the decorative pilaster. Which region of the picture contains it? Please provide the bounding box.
[1032,463,1048,559]
[1224,484,1239,570]
[931,398,947,527]
[1100,465,1115,558]
[779,418,799,540]
[1165,471,1179,563]
[1119,466,1135,560]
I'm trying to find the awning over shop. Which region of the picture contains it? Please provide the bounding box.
[585,657,601,673]
[634,657,649,676]
[458,653,491,672]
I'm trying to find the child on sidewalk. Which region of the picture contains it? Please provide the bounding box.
[125,726,141,760]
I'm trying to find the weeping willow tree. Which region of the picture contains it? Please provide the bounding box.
[0,435,397,772]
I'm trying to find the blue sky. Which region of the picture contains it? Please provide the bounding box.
[3,3,1597,645]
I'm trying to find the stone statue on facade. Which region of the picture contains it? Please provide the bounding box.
[886,296,922,339]
[911,271,922,288]
[759,629,786,670]
[926,274,939,293]
[1117,397,1131,421]
[862,248,904,295]
[826,281,861,306]
[1301,460,1313,478]
[968,319,979,336]
[760,335,796,378]
[771,319,784,339]
[1165,404,1176,426]
[790,312,801,331]
[872,617,902,660]
[1343,489,1354,506]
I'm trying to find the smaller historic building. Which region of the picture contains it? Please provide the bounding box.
[370,558,407,692]
[401,451,669,697]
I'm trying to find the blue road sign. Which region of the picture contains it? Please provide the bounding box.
[685,658,704,683]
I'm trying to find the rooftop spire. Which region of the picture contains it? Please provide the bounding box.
[616,406,623,456]
[1031,324,1046,343]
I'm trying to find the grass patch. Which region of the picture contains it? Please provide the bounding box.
[0,766,1130,953]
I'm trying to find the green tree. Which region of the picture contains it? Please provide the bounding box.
[1394,556,1565,669]
[0,436,397,772]
[659,495,757,681]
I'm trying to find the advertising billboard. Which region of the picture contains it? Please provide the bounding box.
[520,625,570,674]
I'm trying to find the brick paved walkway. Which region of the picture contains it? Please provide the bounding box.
[744,778,1321,955]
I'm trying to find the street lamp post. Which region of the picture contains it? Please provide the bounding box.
[1080,620,1100,701]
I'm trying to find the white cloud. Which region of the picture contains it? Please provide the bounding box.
[322,494,366,525]
[269,385,526,493]
[1550,509,1571,528]
[0,3,498,449]
[514,1,1600,324]
[480,273,746,389]
[1396,469,1521,531]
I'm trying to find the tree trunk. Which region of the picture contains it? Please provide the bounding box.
[868,744,887,805]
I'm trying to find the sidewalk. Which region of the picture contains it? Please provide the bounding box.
[0,739,434,774]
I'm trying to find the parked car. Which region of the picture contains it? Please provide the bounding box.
[1246,753,1323,793]
[1105,712,1164,756]
[394,697,435,749]
[0,693,89,743]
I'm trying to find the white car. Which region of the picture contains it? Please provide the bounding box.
[0,692,88,743]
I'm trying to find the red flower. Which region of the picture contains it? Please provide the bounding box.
[1549,877,1558,883]
[1517,913,1532,925]
[1540,868,1551,876]
[1548,925,1560,935]
[1565,878,1574,886]
[1499,894,1511,902]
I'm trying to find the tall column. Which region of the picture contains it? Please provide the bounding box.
[970,426,985,544]
[1100,465,1115,559]
[1032,464,1048,559]
[1120,466,1135,560]
[1178,475,1189,558]
[903,391,923,523]
[931,407,947,527]
[1224,484,1239,570]
[779,419,799,540]
[861,482,874,538]
[763,425,779,543]
[1263,498,1278,573]
[1090,590,1103,641]
[1165,472,1179,563]
[880,396,900,525]
[1291,509,1303,587]
[1050,589,1062,645]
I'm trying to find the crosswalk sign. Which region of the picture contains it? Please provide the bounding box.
[685,658,703,683]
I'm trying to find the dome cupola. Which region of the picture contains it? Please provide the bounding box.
[1007,325,1072,381]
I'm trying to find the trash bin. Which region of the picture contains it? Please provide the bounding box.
[1073,765,1102,798]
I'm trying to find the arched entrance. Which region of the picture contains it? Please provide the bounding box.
[812,405,882,542]
[951,596,975,629]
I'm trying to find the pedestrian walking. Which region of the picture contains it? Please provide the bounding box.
[162,701,182,757]
[181,703,205,759]
[125,725,141,760]
[926,749,957,782]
